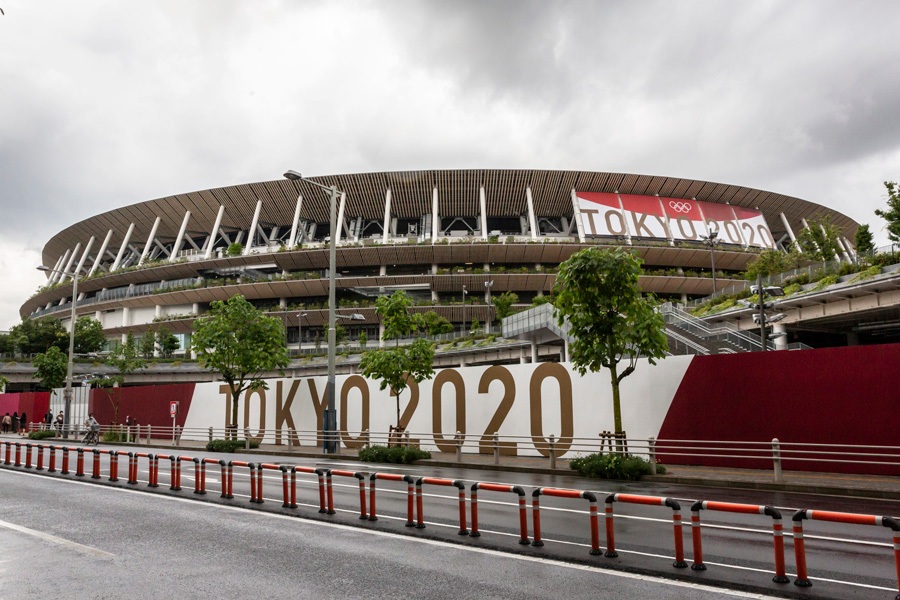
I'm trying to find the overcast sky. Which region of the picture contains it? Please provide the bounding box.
[1,0,899,329]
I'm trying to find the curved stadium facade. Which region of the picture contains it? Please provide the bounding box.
[24,169,858,352]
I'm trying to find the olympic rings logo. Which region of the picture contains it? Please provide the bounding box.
[669,201,693,213]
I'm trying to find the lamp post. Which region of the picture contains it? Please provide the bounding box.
[462,284,467,334]
[701,231,720,294]
[297,312,308,350]
[747,275,785,351]
[37,264,78,438]
[284,170,346,453]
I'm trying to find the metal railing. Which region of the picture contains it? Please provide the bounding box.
[661,303,775,352]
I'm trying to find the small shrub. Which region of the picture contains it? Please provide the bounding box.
[102,430,129,442]
[206,438,261,453]
[28,430,56,440]
[569,452,654,481]
[358,445,431,464]
[812,274,839,291]
[782,283,802,296]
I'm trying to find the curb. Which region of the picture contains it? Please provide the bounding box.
[643,475,900,501]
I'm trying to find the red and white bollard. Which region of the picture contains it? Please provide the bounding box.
[470,482,529,545]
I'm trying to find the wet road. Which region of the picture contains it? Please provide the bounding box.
[2,442,898,600]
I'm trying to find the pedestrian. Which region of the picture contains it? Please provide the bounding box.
[11,412,18,434]
[19,411,27,434]
[44,411,53,426]
[1,413,10,433]
[55,411,64,435]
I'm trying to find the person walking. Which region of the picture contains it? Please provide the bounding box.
[44,411,53,430]
[1,413,10,433]
[55,412,64,435]
[11,412,19,434]
[19,411,27,435]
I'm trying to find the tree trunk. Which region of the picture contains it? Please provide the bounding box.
[396,389,401,429]
[230,385,240,441]
[609,364,624,453]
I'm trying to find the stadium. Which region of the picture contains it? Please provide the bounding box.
[22,169,858,353]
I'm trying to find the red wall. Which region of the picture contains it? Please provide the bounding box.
[89,384,195,428]
[657,343,900,475]
[0,392,50,428]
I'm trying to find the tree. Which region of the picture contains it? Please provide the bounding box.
[854,224,876,261]
[103,332,146,425]
[553,247,668,438]
[875,181,900,243]
[156,326,179,358]
[470,318,481,334]
[10,318,66,355]
[191,295,290,432]
[358,331,368,349]
[140,330,156,359]
[359,291,435,428]
[0,333,12,355]
[743,249,803,280]
[421,311,453,335]
[226,242,243,256]
[33,346,68,390]
[73,317,105,354]
[492,291,519,321]
[795,215,843,262]
[0,376,8,393]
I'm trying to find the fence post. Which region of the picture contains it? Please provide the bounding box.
[455,431,463,462]
[364,428,370,448]
[175,426,181,446]
[147,425,152,445]
[403,430,410,450]
[245,428,250,450]
[649,437,657,475]
[209,427,213,442]
[493,433,500,465]
[772,438,783,483]
[548,434,556,470]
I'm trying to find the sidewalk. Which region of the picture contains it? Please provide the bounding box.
[5,433,899,500]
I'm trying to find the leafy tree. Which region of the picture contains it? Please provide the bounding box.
[226,242,244,256]
[492,291,519,321]
[553,247,668,438]
[360,338,434,428]
[470,319,481,334]
[103,332,146,425]
[743,249,803,280]
[191,295,290,432]
[421,311,453,335]
[10,318,66,355]
[875,181,900,243]
[360,290,434,428]
[140,330,156,359]
[358,331,368,349]
[33,345,68,390]
[73,317,105,354]
[795,215,843,262]
[0,333,12,355]
[854,224,876,261]
[0,375,8,393]
[156,326,179,358]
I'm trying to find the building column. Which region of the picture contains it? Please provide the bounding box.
[379,323,386,348]
[459,354,467,368]
[480,186,488,240]
[382,189,392,244]
[835,237,852,262]
[46,254,66,285]
[205,206,225,259]
[779,212,797,243]
[519,349,527,364]
[74,236,95,277]
[138,217,162,266]
[192,303,200,315]
[530,340,538,363]
[570,189,585,243]
[431,263,439,301]
[773,323,788,351]
[111,223,136,271]
[335,192,347,245]
[431,187,440,243]
[526,187,538,240]
[289,192,304,248]
[243,200,263,255]
[89,230,114,276]
[379,265,387,276]
[61,243,81,281]
[171,211,192,260]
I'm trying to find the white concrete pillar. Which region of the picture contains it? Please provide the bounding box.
[382,189,392,244]
[244,200,263,255]
[779,212,796,243]
[835,237,852,262]
[379,265,387,276]
[289,192,304,248]
[431,187,440,243]
[74,236,95,277]
[379,323,386,348]
[335,192,347,245]
[111,223,135,271]
[563,340,569,362]
[531,340,538,363]
[89,230,114,276]
[773,323,788,351]
[480,186,488,240]
[61,243,80,281]
[171,211,192,260]
[192,302,200,315]
[205,206,225,259]
[122,307,130,328]
[279,298,287,309]
[459,355,467,368]
[519,350,527,364]
[526,187,538,240]
[47,253,67,284]
[570,189,585,243]
[138,217,162,266]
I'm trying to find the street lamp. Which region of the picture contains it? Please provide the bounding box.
[700,231,720,294]
[297,312,308,350]
[37,264,78,437]
[284,170,344,453]
[484,280,494,334]
[742,274,785,351]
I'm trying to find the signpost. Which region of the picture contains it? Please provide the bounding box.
[170,401,179,442]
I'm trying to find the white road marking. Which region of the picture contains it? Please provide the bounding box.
[0,517,113,557]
